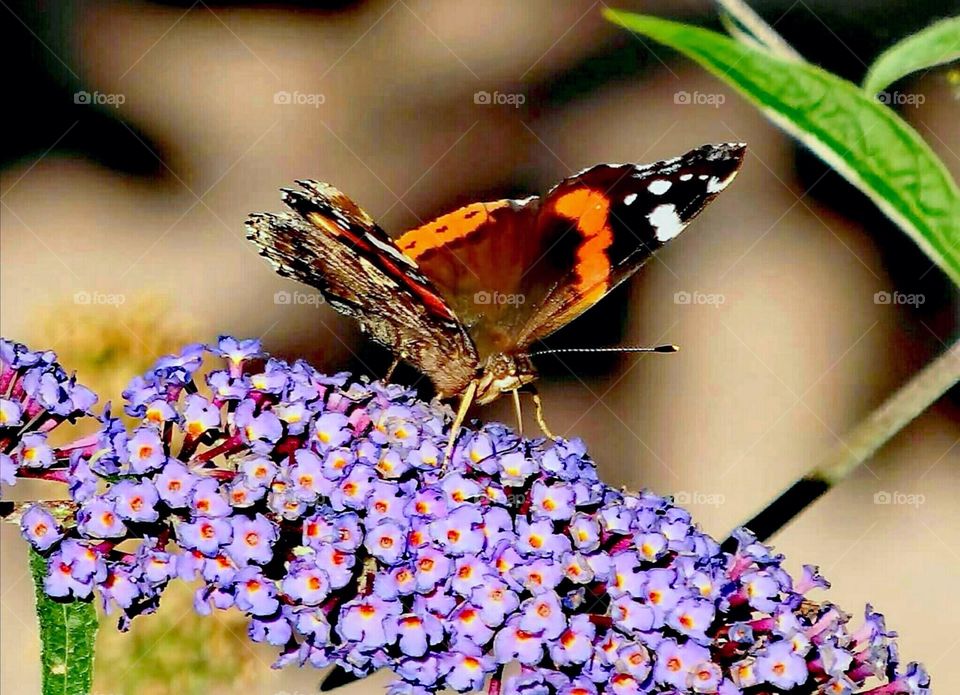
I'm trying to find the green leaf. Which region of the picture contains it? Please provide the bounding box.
[30,550,99,695]
[863,16,960,95]
[604,9,960,286]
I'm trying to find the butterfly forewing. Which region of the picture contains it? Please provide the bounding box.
[246,183,479,398]
[514,142,746,345]
[396,199,546,357]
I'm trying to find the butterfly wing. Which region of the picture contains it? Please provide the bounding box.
[246,181,479,397]
[395,198,546,357]
[396,143,746,358]
[515,142,747,345]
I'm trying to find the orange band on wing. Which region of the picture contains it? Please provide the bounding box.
[397,201,509,260]
[551,188,613,304]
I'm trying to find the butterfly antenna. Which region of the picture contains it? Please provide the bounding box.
[527,344,678,357]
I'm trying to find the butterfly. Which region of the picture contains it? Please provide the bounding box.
[247,142,745,442]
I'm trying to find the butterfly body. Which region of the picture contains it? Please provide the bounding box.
[247,143,746,416]
[473,351,537,405]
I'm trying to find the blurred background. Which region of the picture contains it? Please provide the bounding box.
[1,0,957,692]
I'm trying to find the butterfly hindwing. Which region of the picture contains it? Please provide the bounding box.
[246,182,479,397]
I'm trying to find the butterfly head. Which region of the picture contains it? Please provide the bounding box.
[474,352,538,405]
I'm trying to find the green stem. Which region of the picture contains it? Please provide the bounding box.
[29,550,99,695]
[722,340,960,550]
[715,0,805,61]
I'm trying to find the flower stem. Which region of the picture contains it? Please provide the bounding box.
[722,340,959,551]
[29,549,99,695]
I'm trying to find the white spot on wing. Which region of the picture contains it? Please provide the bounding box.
[647,179,672,195]
[366,234,416,266]
[647,204,685,242]
[679,173,693,181]
[706,171,737,193]
[623,193,638,205]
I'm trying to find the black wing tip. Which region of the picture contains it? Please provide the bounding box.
[722,142,747,162]
[695,141,747,162]
[688,142,747,183]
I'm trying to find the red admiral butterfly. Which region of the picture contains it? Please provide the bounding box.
[247,142,745,440]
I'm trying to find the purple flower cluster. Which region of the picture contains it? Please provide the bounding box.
[1,336,930,695]
[1,339,97,495]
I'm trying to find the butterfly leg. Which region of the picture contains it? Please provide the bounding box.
[443,380,477,472]
[382,354,401,384]
[511,389,524,435]
[525,386,555,439]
